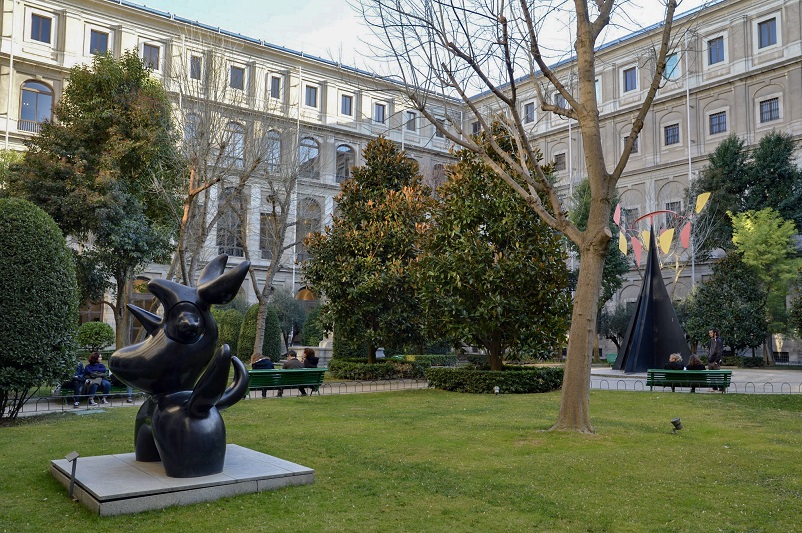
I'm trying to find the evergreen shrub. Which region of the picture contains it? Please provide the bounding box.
[425,366,564,394]
[76,322,115,351]
[218,308,244,357]
[238,304,282,362]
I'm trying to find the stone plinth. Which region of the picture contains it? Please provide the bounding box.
[50,444,313,516]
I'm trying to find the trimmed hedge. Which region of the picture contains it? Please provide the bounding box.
[394,354,458,367]
[327,358,430,380]
[425,366,564,394]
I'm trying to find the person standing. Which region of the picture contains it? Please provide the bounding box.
[707,328,724,391]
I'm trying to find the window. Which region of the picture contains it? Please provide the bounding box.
[595,78,602,103]
[623,67,637,92]
[435,118,445,138]
[305,85,318,108]
[296,199,322,261]
[336,145,355,183]
[471,121,481,135]
[664,123,680,146]
[524,102,535,123]
[31,14,52,44]
[340,94,352,116]
[230,66,245,90]
[759,97,779,123]
[263,130,281,173]
[431,164,446,190]
[142,44,160,70]
[405,111,417,132]
[223,122,245,167]
[758,18,777,49]
[664,53,680,81]
[270,76,282,99]
[299,137,320,179]
[665,201,682,227]
[216,187,245,257]
[189,55,202,80]
[89,30,108,55]
[554,93,567,109]
[554,153,566,171]
[709,111,727,134]
[373,102,386,124]
[708,36,724,65]
[260,211,279,261]
[624,135,639,154]
[260,194,280,260]
[19,81,53,133]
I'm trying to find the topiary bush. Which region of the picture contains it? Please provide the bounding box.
[76,321,115,351]
[327,358,430,380]
[425,366,564,394]
[238,303,282,363]
[0,198,80,420]
[218,308,244,357]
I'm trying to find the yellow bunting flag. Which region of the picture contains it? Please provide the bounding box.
[618,232,627,254]
[659,228,674,254]
[695,192,711,213]
[641,230,651,251]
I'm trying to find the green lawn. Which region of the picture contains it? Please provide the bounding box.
[2,390,801,532]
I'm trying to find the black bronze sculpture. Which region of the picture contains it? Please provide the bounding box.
[613,229,690,373]
[110,255,250,478]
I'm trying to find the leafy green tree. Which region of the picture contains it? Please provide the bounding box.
[691,132,802,254]
[304,138,434,362]
[730,209,802,361]
[743,132,802,230]
[301,305,326,347]
[270,289,307,348]
[597,304,633,352]
[689,134,749,252]
[0,149,23,193]
[0,198,79,421]
[416,128,571,370]
[238,304,282,364]
[790,275,802,336]
[681,253,766,356]
[8,51,183,348]
[76,322,115,352]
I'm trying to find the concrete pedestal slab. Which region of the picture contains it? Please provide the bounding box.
[50,444,313,516]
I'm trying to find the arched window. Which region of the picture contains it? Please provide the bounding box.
[19,81,53,133]
[223,122,245,167]
[296,198,322,261]
[336,144,355,183]
[263,130,281,173]
[299,137,320,179]
[216,186,245,257]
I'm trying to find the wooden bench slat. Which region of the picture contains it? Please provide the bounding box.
[248,368,327,392]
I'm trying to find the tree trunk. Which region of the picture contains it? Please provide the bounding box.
[367,344,377,364]
[551,235,607,433]
[488,338,503,371]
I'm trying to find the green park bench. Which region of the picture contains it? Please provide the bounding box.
[646,369,732,393]
[248,368,327,397]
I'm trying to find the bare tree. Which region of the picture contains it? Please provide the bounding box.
[359,0,681,432]
[162,32,311,362]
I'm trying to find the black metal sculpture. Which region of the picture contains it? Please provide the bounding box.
[613,229,691,373]
[110,255,251,478]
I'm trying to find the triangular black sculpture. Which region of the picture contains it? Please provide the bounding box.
[613,228,691,373]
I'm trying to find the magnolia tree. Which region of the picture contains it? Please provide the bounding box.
[359,0,679,432]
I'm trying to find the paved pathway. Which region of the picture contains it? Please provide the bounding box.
[591,366,802,394]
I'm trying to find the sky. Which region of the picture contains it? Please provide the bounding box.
[134,0,712,74]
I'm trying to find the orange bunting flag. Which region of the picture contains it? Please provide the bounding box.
[631,236,643,267]
[618,232,627,255]
[695,192,711,213]
[613,204,621,226]
[659,228,674,254]
[680,222,691,248]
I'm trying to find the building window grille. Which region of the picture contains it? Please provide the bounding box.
[709,111,727,134]
[664,124,680,146]
[759,98,779,123]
